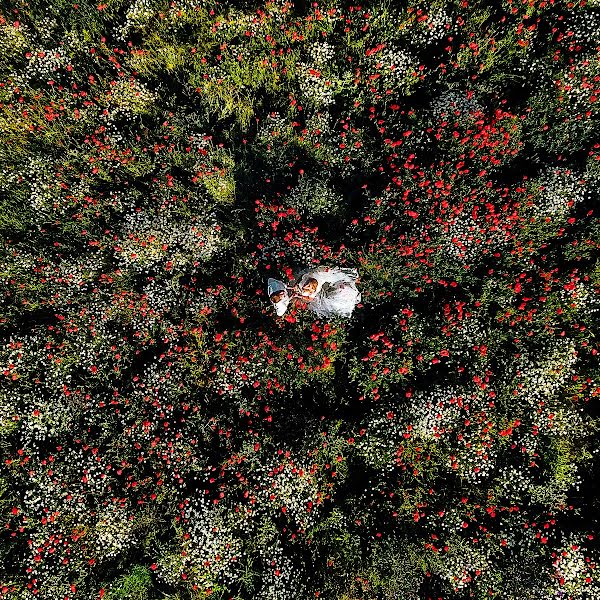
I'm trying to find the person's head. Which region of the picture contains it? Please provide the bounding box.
[270,290,285,304]
[302,277,318,295]
[267,278,290,316]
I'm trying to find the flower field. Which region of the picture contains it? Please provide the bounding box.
[1,0,600,598]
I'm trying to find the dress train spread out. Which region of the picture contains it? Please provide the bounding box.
[296,266,361,318]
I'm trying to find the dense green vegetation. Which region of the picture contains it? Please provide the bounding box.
[1,0,600,598]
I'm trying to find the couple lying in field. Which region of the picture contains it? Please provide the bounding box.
[267,265,361,318]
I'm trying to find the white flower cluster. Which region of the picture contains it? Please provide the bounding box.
[106,78,157,117]
[44,254,104,297]
[308,41,335,67]
[435,212,507,265]
[4,155,57,214]
[514,55,556,92]
[563,10,600,47]
[430,90,484,122]
[501,337,593,506]
[92,502,136,559]
[515,338,579,423]
[0,394,13,434]
[179,450,324,596]
[165,475,313,597]
[129,360,187,412]
[179,494,246,586]
[118,0,156,40]
[0,22,29,62]
[452,317,491,359]
[22,466,91,534]
[558,280,600,320]
[0,332,90,450]
[258,230,321,271]
[183,286,218,318]
[22,495,89,583]
[403,8,453,46]
[296,61,338,108]
[551,536,600,598]
[494,465,531,504]
[532,168,588,219]
[20,445,130,584]
[367,45,417,90]
[405,384,496,484]
[18,387,81,449]
[354,409,405,472]
[438,541,495,593]
[142,276,181,317]
[188,130,212,152]
[255,111,291,149]
[304,110,332,139]
[58,28,92,56]
[457,429,498,485]
[251,452,325,530]
[297,110,366,177]
[408,385,476,440]
[115,208,222,274]
[212,352,268,398]
[253,539,309,600]
[556,58,600,117]
[286,175,343,217]
[11,45,69,88]
[34,16,59,44]
[154,550,186,588]
[444,215,482,263]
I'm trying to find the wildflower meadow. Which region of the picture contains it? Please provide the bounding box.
[1,0,600,598]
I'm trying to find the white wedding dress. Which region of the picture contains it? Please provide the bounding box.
[296,266,361,318]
